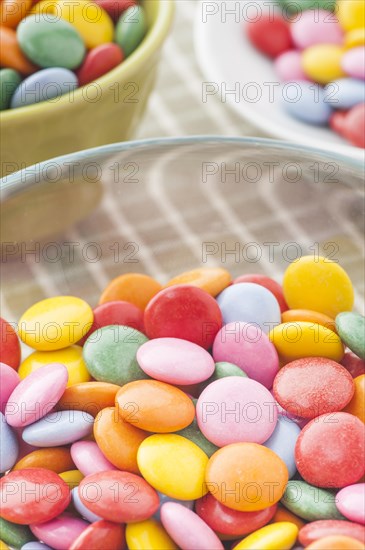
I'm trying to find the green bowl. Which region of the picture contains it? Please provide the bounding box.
[0,0,174,177]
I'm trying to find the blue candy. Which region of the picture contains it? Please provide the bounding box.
[72,487,102,523]
[11,68,78,109]
[22,410,93,446]
[263,415,301,478]
[21,543,53,550]
[325,78,365,110]
[282,80,332,125]
[0,412,19,473]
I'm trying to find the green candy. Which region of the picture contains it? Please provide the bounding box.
[281,480,345,521]
[83,325,149,385]
[0,518,35,548]
[276,0,336,13]
[176,399,219,458]
[115,5,147,57]
[17,14,85,69]
[0,69,21,111]
[336,312,365,360]
[200,361,247,391]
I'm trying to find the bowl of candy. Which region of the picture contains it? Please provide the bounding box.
[0,136,364,548]
[195,0,364,159]
[0,0,174,176]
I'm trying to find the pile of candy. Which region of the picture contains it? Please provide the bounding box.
[245,0,365,148]
[0,0,145,110]
[1,257,365,549]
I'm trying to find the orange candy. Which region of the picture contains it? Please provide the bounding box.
[343,374,365,423]
[272,506,305,530]
[165,267,232,297]
[116,380,195,433]
[0,0,32,28]
[99,273,162,310]
[13,447,74,473]
[305,536,365,549]
[282,309,336,333]
[57,381,121,416]
[0,26,37,74]
[94,407,147,474]
[205,443,288,512]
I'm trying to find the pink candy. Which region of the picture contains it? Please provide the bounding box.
[291,10,343,49]
[0,362,20,414]
[71,441,117,476]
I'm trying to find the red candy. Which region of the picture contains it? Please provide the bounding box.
[295,412,365,488]
[341,351,365,378]
[77,43,124,86]
[195,493,277,537]
[144,285,223,350]
[233,274,288,313]
[330,110,349,136]
[0,317,21,370]
[94,0,136,20]
[299,520,365,547]
[70,520,126,550]
[0,468,71,524]
[245,14,293,58]
[342,103,365,148]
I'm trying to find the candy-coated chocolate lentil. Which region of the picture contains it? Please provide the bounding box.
[196,377,277,446]
[275,50,308,82]
[83,325,148,385]
[234,274,288,313]
[337,0,365,31]
[30,513,88,550]
[5,363,68,428]
[126,518,178,550]
[137,434,209,500]
[343,103,365,147]
[283,80,333,125]
[11,68,78,108]
[0,318,21,370]
[341,351,365,378]
[0,518,34,548]
[0,69,21,110]
[273,506,305,530]
[94,406,147,473]
[0,413,18,473]
[337,483,365,524]
[305,535,365,549]
[0,0,32,27]
[165,267,231,297]
[336,312,365,360]
[269,322,344,363]
[343,374,365,422]
[195,493,277,537]
[234,521,298,550]
[273,357,354,419]
[263,416,301,478]
[302,44,345,84]
[154,492,194,522]
[22,410,94,447]
[295,412,365,488]
[213,322,279,388]
[299,520,365,547]
[13,446,74,472]
[137,337,215,385]
[325,78,365,110]
[281,481,344,521]
[144,285,222,350]
[57,381,120,416]
[283,256,354,318]
[0,542,8,550]
[69,520,126,550]
[0,363,20,414]
[115,5,147,57]
[70,441,117,476]
[29,0,58,17]
[56,0,113,49]
[0,468,70,524]
[246,15,293,58]
[71,486,102,522]
[79,470,159,522]
[175,409,219,458]
[345,28,365,49]
[161,503,224,550]
[59,470,84,490]
[291,9,343,49]
[19,346,91,387]
[0,26,37,74]
[99,273,162,310]
[205,443,288,512]
[281,309,336,333]
[95,0,135,20]
[21,543,53,550]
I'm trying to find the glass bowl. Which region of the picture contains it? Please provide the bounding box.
[1,136,364,321]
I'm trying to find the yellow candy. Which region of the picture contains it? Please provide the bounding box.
[344,28,365,49]
[302,45,345,84]
[338,0,365,31]
[283,256,354,318]
[18,296,93,351]
[269,322,344,363]
[18,345,91,386]
[126,519,178,550]
[137,434,209,500]
[0,542,9,550]
[59,469,84,489]
[57,0,114,48]
[235,522,298,550]
[29,0,58,16]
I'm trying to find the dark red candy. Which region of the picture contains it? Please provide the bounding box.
[342,103,365,148]
[273,357,354,419]
[245,14,293,58]
[341,351,365,378]
[79,300,144,345]
[77,43,124,87]
[299,520,365,547]
[234,274,288,313]
[0,317,21,370]
[94,0,136,20]
[70,520,126,550]
[0,468,71,524]
[144,285,223,350]
[195,493,277,537]
[295,412,365,488]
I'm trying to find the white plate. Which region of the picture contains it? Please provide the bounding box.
[194,0,363,161]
